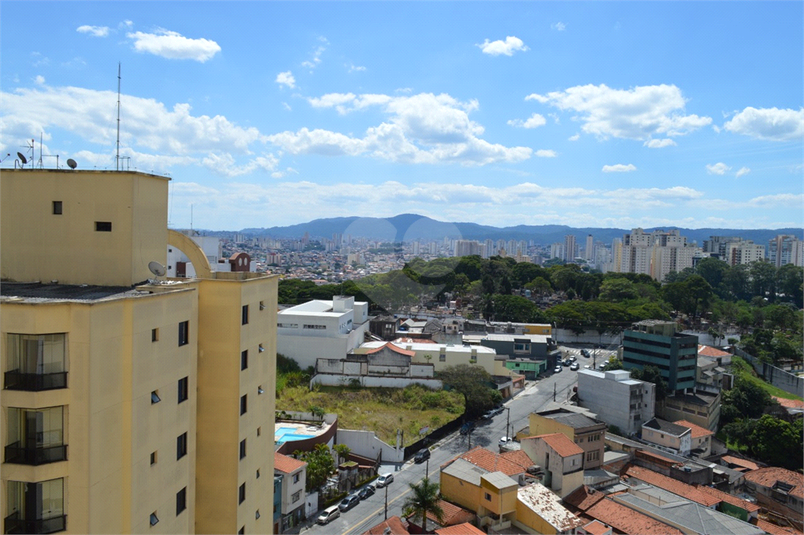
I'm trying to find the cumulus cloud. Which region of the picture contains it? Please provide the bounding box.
[302,37,328,70]
[602,164,636,173]
[507,113,547,129]
[127,29,221,62]
[477,36,529,56]
[723,107,804,141]
[568,133,580,141]
[644,138,676,148]
[275,71,295,88]
[34,75,45,85]
[77,25,110,37]
[535,149,557,158]
[706,162,731,175]
[735,167,751,178]
[551,22,566,31]
[348,64,366,73]
[270,92,531,166]
[525,84,711,141]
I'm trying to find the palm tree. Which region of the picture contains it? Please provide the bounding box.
[402,478,443,533]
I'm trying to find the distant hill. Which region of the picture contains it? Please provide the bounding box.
[215,213,802,246]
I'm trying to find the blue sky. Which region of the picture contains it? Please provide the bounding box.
[2,2,802,232]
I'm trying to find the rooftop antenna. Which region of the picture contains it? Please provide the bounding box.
[116,62,121,171]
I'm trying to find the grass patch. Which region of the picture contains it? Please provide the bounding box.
[276,383,464,446]
[730,356,803,401]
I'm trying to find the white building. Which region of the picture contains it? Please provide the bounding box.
[354,340,507,377]
[277,296,371,369]
[576,369,655,436]
[618,228,701,282]
[166,233,256,276]
[274,452,307,532]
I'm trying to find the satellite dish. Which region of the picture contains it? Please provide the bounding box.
[17,152,27,164]
[67,159,77,169]
[148,261,167,277]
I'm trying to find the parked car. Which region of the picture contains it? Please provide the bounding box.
[338,494,361,512]
[358,484,376,500]
[376,473,394,488]
[581,349,590,357]
[563,359,572,366]
[480,409,494,420]
[317,505,341,525]
[554,366,562,373]
[570,363,579,371]
[459,421,475,435]
[414,448,431,464]
[569,355,577,362]
[499,436,512,446]
[493,405,505,416]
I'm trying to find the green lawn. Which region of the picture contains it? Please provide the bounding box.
[276,383,464,446]
[730,356,803,401]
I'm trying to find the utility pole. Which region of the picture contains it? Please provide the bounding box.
[553,382,557,402]
[426,458,430,480]
[384,483,388,520]
[505,407,511,440]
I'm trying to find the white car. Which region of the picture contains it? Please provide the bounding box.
[376,473,394,488]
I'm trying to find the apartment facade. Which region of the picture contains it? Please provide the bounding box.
[622,320,698,393]
[525,409,606,470]
[1,168,277,534]
[576,369,655,435]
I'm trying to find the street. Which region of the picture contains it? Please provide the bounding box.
[301,346,615,535]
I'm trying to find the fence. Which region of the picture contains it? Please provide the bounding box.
[402,415,464,460]
[734,348,803,398]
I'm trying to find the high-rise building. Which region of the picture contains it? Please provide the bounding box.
[563,235,577,262]
[769,234,804,267]
[585,234,594,261]
[618,229,700,281]
[622,320,697,393]
[1,169,277,534]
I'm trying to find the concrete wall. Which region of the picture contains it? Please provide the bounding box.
[336,429,404,464]
[734,348,803,398]
[553,328,623,346]
[577,371,655,435]
[311,374,442,390]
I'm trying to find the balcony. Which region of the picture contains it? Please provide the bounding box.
[4,371,67,391]
[4,513,66,534]
[4,443,67,465]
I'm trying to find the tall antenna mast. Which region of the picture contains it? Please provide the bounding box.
[116,62,121,171]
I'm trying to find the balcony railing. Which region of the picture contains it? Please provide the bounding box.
[3,371,67,391]
[4,513,66,534]
[4,443,67,465]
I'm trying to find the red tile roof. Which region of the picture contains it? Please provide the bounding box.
[744,467,804,500]
[457,446,531,476]
[535,433,584,457]
[563,485,606,512]
[623,465,720,507]
[721,455,760,472]
[365,342,416,357]
[698,344,731,357]
[274,451,306,474]
[674,419,715,439]
[423,500,475,526]
[362,516,410,535]
[756,519,802,535]
[585,497,683,535]
[582,519,611,535]
[435,523,485,535]
[694,484,760,513]
[773,396,804,410]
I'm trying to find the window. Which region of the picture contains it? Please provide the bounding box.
[240,439,247,460]
[5,407,66,465]
[256,510,261,519]
[259,300,265,310]
[177,432,187,460]
[150,451,157,465]
[95,221,112,232]
[240,394,247,415]
[5,333,67,391]
[292,491,301,503]
[439,354,446,362]
[258,386,264,395]
[484,492,492,501]
[239,483,246,504]
[176,487,187,515]
[52,201,62,215]
[292,472,300,484]
[150,512,159,526]
[257,427,261,437]
[151,328,159,342]
[178,321,189,346]
[256,469,260,479]
[242,305,249,325]
[178,377,188,403]
[238,527,245,535]
[241,350,248,371]
[151,390,161,404]
[6,478,65,532]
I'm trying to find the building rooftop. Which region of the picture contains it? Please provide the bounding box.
[424,500,475,527]
[720,455,760,472]
[517,483,584,532]
[361,516,410,535]
[0,281,155,302]
[533,433,584,458]
[642,417,691,437]
[744,467,804,500]
[364,342,415,357]
[434,523,484,535]
[582,520,610,535]
[482,471,519,490]
[673,419,714,439]
[441,458,493,486]
[623,465,720,507]
[694,484,760,513]
[274,452,306,474]
[480,333,550,344]
[564,485,606,511]
[546,411,604,430]
[698,344,731,358]
[584,495,683,535]
[454,446,532,477]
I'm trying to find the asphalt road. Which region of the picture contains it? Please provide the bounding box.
[302,346,615,535]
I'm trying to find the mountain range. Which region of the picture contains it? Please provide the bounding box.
[210,214,802,247]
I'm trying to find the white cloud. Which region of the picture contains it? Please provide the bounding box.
[706,162,731,175]
[302,37,328,70]
[723,107,804,141]
[275,71,295,89]
[127,29,221,62]
[201,152,285,177]
[121,20,133,28]
[535,149,557,158]
[644,138,676,148]
[77,25,110,37]
[507,113,546,129]
[282,102,292,111]
[34,75,45,85]
[735,166,751,178]
[271,92,531,166]
[526,84,711,141]
[477,36,529,56]
[551,22,566,31]
[348,64,366,73]
[602,164,636,173]
[568,134,580,141]
[748,193,804,207]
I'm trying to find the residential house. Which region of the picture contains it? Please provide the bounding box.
[525,409,607,469]
[361,516,410,535]
[514,482,584,534]
[274,452,307,532]
[673,420,714,457]
[743,467,804,523]
[641,418,692,456]
[520,433,584,498]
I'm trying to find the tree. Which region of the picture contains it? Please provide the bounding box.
[599,278,639,302]
[749,415,803,470]
[695,257,729,293]
[437,365,501,417]
[332,443,351,466]
[403,478,443,533]
[750,260,777,300]
[295,443,335,492]
[776,263,804,307]
[629,365,668,401]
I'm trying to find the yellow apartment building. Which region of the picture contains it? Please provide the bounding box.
[1,168,276,534]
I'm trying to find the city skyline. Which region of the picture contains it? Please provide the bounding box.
[1,2,802,231]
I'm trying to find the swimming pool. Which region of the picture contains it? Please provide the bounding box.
[275,426,316,445]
